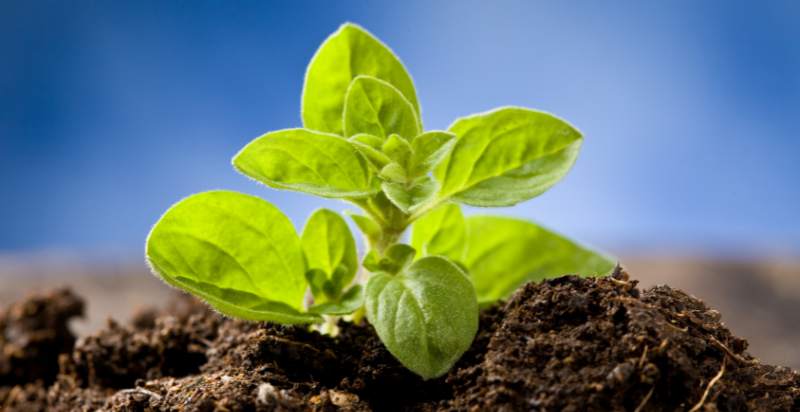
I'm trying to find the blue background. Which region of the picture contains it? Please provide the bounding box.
[2,1,799,259]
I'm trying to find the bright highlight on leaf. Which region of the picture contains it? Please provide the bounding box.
[146,22,615,380]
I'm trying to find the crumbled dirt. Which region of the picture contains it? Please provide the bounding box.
[1,270,798,411]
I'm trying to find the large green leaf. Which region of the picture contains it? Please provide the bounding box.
[435,107,582,206]
[365,256,478,379]
[233,128,376,199]
[410,203,466,262]
[464,216,616,304]
[302,23,420,135]
[301,208,358,293]
[146,191,319,323]
[343,75,420,138]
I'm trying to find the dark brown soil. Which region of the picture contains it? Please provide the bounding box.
[1,269,798,411]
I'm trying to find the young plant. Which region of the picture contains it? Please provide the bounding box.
[146,23,615,379]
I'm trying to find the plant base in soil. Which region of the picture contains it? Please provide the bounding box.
[1,269,798,411]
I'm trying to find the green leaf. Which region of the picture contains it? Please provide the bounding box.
[349,134,391,170]
[146,191,318,324]
[382,177,437,214]
[362,250,382,272]
[309,285,365,315]
[435,107,582,206]
[347,212,382,239]
[365,256,479,379]
[170,276,321,324]
[379,162,408,183]
[233,128,377,199]
[301,209,358,293]
[382,134,413,168]
[410,203,466,262]
[343,75,420,138]
[464,216,616,304]
[410,131,456,176]
[302,23,420,135]
[382,243,416,273]
[305,268,330,300]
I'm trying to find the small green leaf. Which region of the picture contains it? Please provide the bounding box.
[382,134,413,167]
[146,191,317,323]
[365,256,478,379]
[349,134,391,170]
[343,75,420,138]
[379,162,408,183]
[464,216,616,304]
[362,250,382,272]
[383,243,416,272]
[435,107,582,206]
[347,212,382,239]
[410,203,466,261]
[302,23,420,135]
[233,128,377,199]
[362,244,416,275]
[382,177,437,214]
[305,268,330,300]
[410,131,456,176]
[301,209,358,294]
[309,285,365,315]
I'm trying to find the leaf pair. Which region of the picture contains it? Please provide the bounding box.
[412,204,617,304]
[147,192,364,323]
[302,23,421,136]
[302,209,364,315]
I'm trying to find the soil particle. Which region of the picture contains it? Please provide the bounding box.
[0,289,83,386]
[1,270,798,411]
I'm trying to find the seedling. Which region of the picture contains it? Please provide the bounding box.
[146,23,615,379]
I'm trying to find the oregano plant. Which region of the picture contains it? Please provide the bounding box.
[146,23,616,379]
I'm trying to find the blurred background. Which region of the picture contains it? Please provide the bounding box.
[1,1,798,367]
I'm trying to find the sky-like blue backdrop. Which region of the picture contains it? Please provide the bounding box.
[1,1,799,258]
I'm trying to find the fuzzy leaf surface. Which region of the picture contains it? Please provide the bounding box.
[365,256,478,379]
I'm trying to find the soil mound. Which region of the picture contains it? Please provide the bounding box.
[1,270,798,411]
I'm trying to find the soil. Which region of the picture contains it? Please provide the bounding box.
[1,269,798,411]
